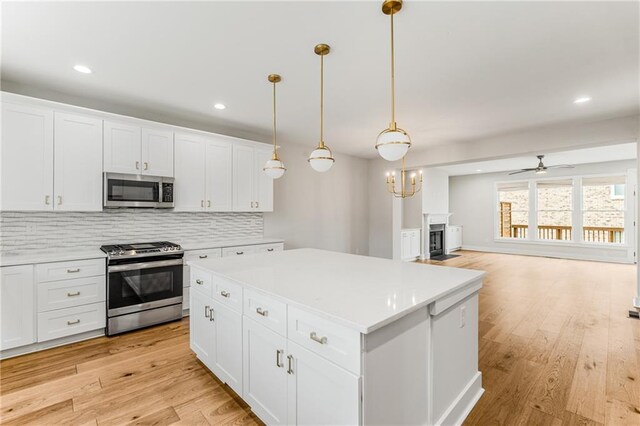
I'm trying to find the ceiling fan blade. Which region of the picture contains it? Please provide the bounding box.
[546,164,574,169]
[508,169,534,175]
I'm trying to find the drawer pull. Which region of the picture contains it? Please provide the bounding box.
[195,279,203,285]
[287,354,294,375]
[220,290,230,298]
[67,291,81,297]
[310,332,328,345]
[256,307,268,317]
[205,305,210,318]
[67,319,80,325]
[209,307,214,322]
[276,349,284,368]
[199,255,208,259]
[67,268,80,273]
[267,248,274,252]
[236,251,244,255]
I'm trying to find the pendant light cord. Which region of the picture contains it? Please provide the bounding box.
[390,11,395,126]
[272,81,277,156]
[320,52,325,148]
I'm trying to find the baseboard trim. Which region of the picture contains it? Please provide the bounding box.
[1,329,104,360]
[435,371,484,426]
[462,245,634,264]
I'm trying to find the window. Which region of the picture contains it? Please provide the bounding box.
[582,176,625,243]
[497,182,529,239]
[536,179,573,241]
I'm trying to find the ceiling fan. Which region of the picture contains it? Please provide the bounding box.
[508,155,574,175]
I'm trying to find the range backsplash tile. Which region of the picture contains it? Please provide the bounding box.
[0,210,263,253]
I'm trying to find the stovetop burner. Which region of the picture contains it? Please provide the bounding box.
[100,241,183,259]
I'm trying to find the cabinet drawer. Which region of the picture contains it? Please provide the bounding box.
[190,267,213,297]
[37,302,105,342]
[243,289,286,336]
[222,246,258,257]
[36,258,104,282]
[287,306,361,374]
[184,248,222,262]
[212,275,243,313]
[255,243,284,254]
[37,275,106,312]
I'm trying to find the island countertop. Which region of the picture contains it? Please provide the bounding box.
[187,248,485,333]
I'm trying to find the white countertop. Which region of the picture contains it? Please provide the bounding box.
[0,237,284,267]
[188,248,485,334]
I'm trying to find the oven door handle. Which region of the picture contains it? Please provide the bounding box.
[108,258,183,272]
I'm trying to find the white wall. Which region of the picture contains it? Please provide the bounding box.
[422,168,449,214]
[263,141,370,255]
[449,159,637,263]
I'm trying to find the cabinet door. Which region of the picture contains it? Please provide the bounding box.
[287,341,360,425]
[1,265,35,350]
[190,290,215,369]
[1,103,54,211]
[410,231,421,257]
[103,121,141,174]
[233,145,255,212]
[401,232,411,260]
[54,113,103,211]
[212,300,242,395]
[243,318,288,425]
[174,134,206,211]
[254,148,274,212]
[142,128,174,177]
[205,138,233,211]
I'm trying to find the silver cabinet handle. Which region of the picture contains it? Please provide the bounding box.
[256,307,268,317]
[195,279,203,285]
[67,291,81,297]
[198,255,208,259]
[57,196,63,205]
[67,268,80,273]
[287,354,294,375]
[276,349,284,368]
[267,248,274,252]
[201,200,204,208]
[256,201,259,208]
[67,319,80,325]
[136,161,140,170]
[45,195,50,205]
[144,162,148,170]
[220,290,230,298]
[310,332,328,345]
[207,200,211,208]
[209,307,214,321]
[205,305,210,318]
[236,251,244,255]
[251,201,255,208]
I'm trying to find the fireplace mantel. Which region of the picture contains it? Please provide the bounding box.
[420,213,454,260]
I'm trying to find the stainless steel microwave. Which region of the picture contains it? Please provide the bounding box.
[103,173,174,208]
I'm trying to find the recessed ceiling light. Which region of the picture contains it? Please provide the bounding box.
[73,64,92,74]
[475,169,483,173]
[574,96,591,104]
[214,103,226,110]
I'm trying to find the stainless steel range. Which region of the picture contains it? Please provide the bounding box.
[100,241,184,335]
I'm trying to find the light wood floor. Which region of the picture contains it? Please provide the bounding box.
[1,251,638,425]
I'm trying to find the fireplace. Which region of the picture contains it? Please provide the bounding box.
[429,224,445,258]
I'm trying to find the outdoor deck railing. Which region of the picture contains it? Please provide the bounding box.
[507,225,624,243]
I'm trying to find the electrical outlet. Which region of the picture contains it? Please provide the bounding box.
[460,305,466,328]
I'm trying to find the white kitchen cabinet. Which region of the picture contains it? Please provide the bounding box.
[190,289,215,370]
[212,299,243,395]
[54,112,103,211]
[205,138,233,211]
[103,121,141,174]
[142,128,174,177]
[1,103,54,211]
[447,225,463,252]
[0,265,35,350]
[233,145,274,212]
[286,341,360,426]
[174,133,207,211]
[243,317,288,425]
[401,228,421,261]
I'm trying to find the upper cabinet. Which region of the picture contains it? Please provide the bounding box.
[1,103,54,211]
[104,121,174,177]
[233,145,274,212]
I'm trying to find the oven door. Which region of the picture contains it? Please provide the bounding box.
[104,173,164,208]
[107,258,183,316]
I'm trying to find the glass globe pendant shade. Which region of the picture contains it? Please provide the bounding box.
[263,158,286,179]
[375,127,411,161]
[308,146,335,172]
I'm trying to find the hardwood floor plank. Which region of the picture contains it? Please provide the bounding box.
[125,406,180,426]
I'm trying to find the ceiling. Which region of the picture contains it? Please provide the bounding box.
[438,142,638,176]
[2,1,638,158]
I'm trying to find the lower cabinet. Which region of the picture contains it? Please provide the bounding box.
[190,290,216,369]
[401,229,421,261]
[0,265,35,350]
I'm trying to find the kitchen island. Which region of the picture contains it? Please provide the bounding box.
[187,248,485,425]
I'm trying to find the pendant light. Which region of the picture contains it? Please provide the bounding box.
[308,43,335,172]
[263,74,286,179]
[386,156,422,198]
[375,0,411,162]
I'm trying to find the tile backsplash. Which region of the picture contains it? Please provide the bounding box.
[0,210,263,253]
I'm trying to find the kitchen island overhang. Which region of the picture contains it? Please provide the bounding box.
[188,248,485,425]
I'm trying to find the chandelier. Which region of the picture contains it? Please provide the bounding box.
[386,156,422,198]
